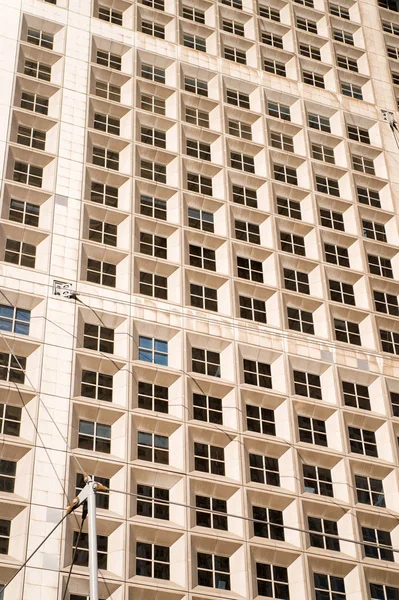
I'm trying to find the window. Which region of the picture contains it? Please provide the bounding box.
[333,28,354,44]
[224,46,246,64]
[226,88,250,108]
[188,208,214,232]
[392,391,399,416]
[142,0,164,9]
[370,584,399,600]
[246,405,275,435]
[324,244,350,267]
[139,232,167,258]
[298,416,327,446]
[27,28,54,49]
[308,517,340,551]
[78,420,111,453]
[368,254,393,278]
[314,574,345,600]
[182,6,205,22]
[138,381,168,413]
[0,460,16,493]
[0,354,26,383]
[193,394,222,424]
[300,43,321,60]
[244,359,272,388]
[194,443,225,475]
[362,528,393,561]
[294,370,322,399]
[352,155,375,175]
[239,296,266,323]
[264,59,286,76]
[267,101,290,120]
[5,240,36,268]
[92,147,119,170]
[261,31,283,48]
[329,280,355,306]
[280,232,305,256]
[95,80,121,102]
[316,176,340,196]
[138,336,168,366]
[347,125,370,144]
[349,427,377,456]
[270,131,294,152]
[355,475,385,507]
[96,50,121,71]
[237,257,263,282]
[184,34,206,51]
[342,381,370,410]
[196,496,227,530]
[230,152,255,172]
[303,71,324,88]
[139,273,167,299]
[72,532,108,569]
[330,3,350,18]
[90,182,118,207]
[274,164,297,185]
[373,290,399,315]
[277,197,301,219]
[197,553,230,590]
[295,0,314,5]
[186,139,211,160]
[140,161,166,183]
[187,173,212,195]
[136,542,170,579]
[141,94,165,115]
[337,55,358,71]
[93,113,120,135]
[320,209,344,231]
[387,45,399,58]
[362,220,387,242]
[17,125,45,150]
[284,269,310,294]
[192,348,220,377]
[0,305,30,335]
[341,82,363,99]
[86,259,116,287]
[20,91,48,114]
[380,329,399,354]
[184,76,208,96]
[140,195,166,220]
[249,453,280,486]
[334,319,361,345]
[392,71,399,84]
[308,113,330,132]
[222,19,244,35]
[287,307,314,334]
[13,162,42,187]
[379,0,399,10]
[98,6,123,24]
[235,220,260,244]
[232,185,257,207]
[228,120,252,139]
[256,563,289,599]
[222,0,243,8]
[81,370,113,401]
[88,219,117,247]
[137,485,169,519]
[141,64,165,83]
[259,5,280,20]
[0,404,21,437]
[76,474,109,510]
[312,144,335,164]
[296,17,317,33]
[253,506,284,540]
[383,20,399,35]
[185,106,209,127]
[24,60,51,81]
[140,127,166,148]
[189,245,216,271]
[137,431,169,464]
[303,465,333,496]
[190,285,218,312]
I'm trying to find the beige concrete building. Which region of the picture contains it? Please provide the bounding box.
[1,0,399,597]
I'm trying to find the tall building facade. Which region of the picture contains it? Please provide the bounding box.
[0,0,399,598]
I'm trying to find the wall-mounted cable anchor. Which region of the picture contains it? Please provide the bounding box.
[52,280,77,299]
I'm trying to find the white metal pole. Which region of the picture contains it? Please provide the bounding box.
[87,478,99,600]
